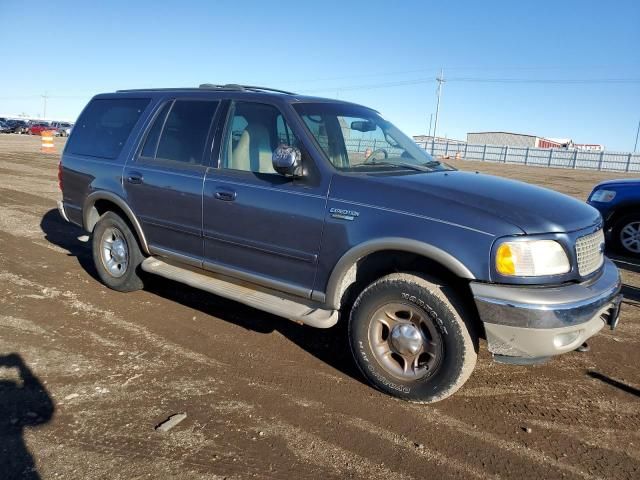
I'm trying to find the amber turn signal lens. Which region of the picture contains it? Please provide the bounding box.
[496,243,516,275]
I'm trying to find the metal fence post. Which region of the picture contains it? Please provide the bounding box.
[548,148,553,166]
[373,139,377,151]
[357,138,362,152]
[572,149,578,169]
[445,140,449,157]
[626,153,632,172]
[524,147,529,165]
[597,150,604,170]
[482,144,487,161]
[463,142,468,159]
[431,140,435,155]
[504,145,509,163]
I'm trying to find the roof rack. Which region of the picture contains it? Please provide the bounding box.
[117,84,297,95]
[199,84,296,95]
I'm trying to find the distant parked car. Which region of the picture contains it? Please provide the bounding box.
[0,121,11,133]
[6,119,28,134]
[588,179,640,257]
[28,123,52,135]
[51,121,73,137]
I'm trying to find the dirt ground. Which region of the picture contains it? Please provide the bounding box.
[0,134,638,480]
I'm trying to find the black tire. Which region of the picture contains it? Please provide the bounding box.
[92,211,145,292]
[348,273,477,403]
[611,213,640,258]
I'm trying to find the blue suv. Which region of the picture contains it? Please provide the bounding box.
[58,84,622,402]
[588,179,640,257]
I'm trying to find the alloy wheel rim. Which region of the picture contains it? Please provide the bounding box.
[620,221,640,254]
[100,227,129,278]
[368,302,443,381]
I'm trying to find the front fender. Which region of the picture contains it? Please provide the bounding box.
[323,237,475,309]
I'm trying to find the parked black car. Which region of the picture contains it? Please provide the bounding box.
[4,119,28,134]
[588,179,640,257]
[58,84,622,402]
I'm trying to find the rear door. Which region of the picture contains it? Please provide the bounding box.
[202,100,328,297]
[124,98,220,264]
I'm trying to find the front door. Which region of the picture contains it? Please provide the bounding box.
[124,98,220,263]
[202,101,328,297]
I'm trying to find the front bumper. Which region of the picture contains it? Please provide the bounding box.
[471,258,622,359]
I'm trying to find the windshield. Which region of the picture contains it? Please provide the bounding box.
[293,103,453,173]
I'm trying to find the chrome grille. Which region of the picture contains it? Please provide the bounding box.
[575,229,604,276]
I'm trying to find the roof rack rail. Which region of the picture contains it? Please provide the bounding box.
[116,84,297,95]
[199,84,296,95]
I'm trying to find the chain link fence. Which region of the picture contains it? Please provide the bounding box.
[416,140,640,172]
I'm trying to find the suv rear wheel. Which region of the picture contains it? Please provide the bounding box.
[348,273,477,403]
[612,213,640,257]
[92,211,145,292]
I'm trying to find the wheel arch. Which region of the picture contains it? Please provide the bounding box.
[607,203,640,229]
[323,238,475,310]
[83,191,150,254]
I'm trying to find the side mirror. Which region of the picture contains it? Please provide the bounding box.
[272,144,303,178]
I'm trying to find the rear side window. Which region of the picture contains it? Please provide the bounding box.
[154,100,219,165]
[66,98,150,159]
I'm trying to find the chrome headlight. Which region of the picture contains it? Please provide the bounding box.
[496,240,570,277]
[590,189,616,202]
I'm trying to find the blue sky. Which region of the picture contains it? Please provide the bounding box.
[1,0,638,150]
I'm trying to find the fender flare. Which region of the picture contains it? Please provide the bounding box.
[323,237,475,309]
[83,191,150,254]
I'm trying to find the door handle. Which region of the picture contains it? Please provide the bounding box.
[214,189,237,201]
[126,172,144,184]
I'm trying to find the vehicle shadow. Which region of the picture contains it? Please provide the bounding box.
[0,353,54,479]
[40,208,98,281]
[587,370,640,398]
[607,251,640,303]
[39,209,363,384]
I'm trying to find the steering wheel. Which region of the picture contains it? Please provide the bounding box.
[364,148,389,164]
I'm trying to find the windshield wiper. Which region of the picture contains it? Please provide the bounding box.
[422,160,442,168]
[352,161,428,172]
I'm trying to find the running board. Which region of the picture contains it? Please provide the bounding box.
[141,257,338,328]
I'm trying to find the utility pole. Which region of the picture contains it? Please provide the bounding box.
[432,69,445,142]
[42,92,49,120]
[427,113,433,138]
[634,119,639,152]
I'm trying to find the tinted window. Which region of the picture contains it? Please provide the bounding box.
[222,102,299,174]
[140,102,172,158]
[66,98,150,159]
[155,100,218,165]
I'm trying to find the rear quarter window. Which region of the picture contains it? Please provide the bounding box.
[66,98,150,159]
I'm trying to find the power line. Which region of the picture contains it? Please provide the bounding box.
[300,76,640,93]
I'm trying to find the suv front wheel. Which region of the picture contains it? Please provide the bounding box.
[348,273,477,403]
[92,211,145,292]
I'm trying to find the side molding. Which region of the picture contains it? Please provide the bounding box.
[83,191,150,254]
[324,237,475,309]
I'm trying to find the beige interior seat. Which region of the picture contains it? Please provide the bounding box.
[231,123,275,174]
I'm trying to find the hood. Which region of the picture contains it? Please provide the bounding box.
[331,170,601,236]
[593,178,640,189]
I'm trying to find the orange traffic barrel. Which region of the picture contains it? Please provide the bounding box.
[41,130,56,153]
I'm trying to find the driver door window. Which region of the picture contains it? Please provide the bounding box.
[221,102,299,175]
